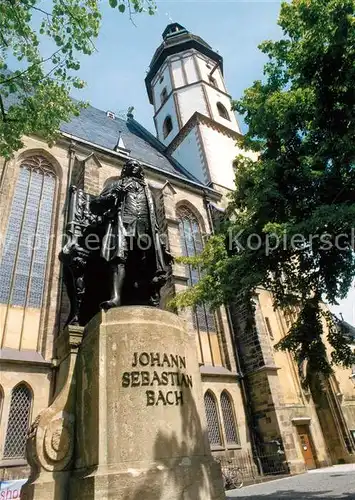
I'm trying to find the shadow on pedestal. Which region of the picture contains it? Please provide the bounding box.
[21,308,225,500]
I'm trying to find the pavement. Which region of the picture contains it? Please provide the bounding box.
[226,464,355,499]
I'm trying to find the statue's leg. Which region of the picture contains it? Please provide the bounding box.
[100,262,125,311]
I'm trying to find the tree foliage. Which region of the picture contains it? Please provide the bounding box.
[0,0,155,158]
[173,0,355,380]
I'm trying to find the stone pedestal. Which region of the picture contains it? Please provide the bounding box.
[23,307,225,500]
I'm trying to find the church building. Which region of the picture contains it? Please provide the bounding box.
[1,22,355,483]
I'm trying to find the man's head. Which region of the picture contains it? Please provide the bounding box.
[121,160,144,180]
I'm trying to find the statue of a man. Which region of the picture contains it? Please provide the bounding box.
[90,159,172,310]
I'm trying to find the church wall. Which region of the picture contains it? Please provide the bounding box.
[199,123,238,189]
[195,54,226,93]
[0,363,51,479]
[177,85,209,126]
[152,62,172,112]
[328,365,355,442]
[171,128,207,183]
[155,96,178,145]
[257,289,302,406]
[171,58,185,88]
[169,51,198,88]
[203,84,240,133]
[183,54,198,84]
[0,136,71,479]
[0,136,70,358]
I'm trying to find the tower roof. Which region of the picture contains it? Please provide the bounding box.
[145,23,223,104]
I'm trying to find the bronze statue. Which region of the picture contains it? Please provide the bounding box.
[59,159,172,326]
[90,160,172,310]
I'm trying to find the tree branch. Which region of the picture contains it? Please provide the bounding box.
[7,0,33,49]
[58,0,97,52]
[0,94,7,121]
[28,5,53,17]
[0,46,64,85]
[127,2,138,28]
[0,31,9,48]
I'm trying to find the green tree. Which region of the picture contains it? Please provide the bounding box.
[0,0,155,158]
[173,0,355,384]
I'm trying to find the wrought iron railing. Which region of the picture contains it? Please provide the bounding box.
[214,448,290,490]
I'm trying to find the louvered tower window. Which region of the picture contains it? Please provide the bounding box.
[220,391,239,445]
[3,384,32,459]
[204,391,223,447]
[0,156,56,308]
[177,206,218,364]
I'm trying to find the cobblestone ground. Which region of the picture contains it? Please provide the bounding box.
[226,464,355,499]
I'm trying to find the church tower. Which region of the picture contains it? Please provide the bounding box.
[145,23,244,191]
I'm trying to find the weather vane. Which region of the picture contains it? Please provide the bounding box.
[165,12,174,23]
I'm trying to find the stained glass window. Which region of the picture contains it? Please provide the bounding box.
[204,391,223,447]
[3,384,32,459]
[220,391,239,445]
[177,206,216,333]
[0,156,56,309]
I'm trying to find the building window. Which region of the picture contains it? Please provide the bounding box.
[177,206,217,363]
[160,87,168,105]
[217,102,230,121]
[163,115,173,139]
[209,75,217,88]
[3,384,32,459]
[0,156,56,309]
[220,391,239,446]
[159,75,164,84]
[265,317,274,340]
[204,391,223,447]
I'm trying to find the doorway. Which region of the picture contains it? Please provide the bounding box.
[297,425,317,469]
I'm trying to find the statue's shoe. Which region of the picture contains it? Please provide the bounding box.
[100,298,121,311]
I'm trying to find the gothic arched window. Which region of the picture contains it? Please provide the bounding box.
[0,156,57,309]
[177,206,219,365]
[3,384,32,459]
[220,391,239,446]
[217,102,230,121]
[204,391,223,447]
[163,115,173,138]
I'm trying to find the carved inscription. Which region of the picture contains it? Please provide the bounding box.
[122,352,193,406]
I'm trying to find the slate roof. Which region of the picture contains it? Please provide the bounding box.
[60,104,203,185]
[2,85,204,186]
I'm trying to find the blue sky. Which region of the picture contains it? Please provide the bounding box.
[37,0,355,325]
[69,0,284,132]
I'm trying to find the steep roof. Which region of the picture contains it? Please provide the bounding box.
[60,104,202,185]
[2,71,209,188]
